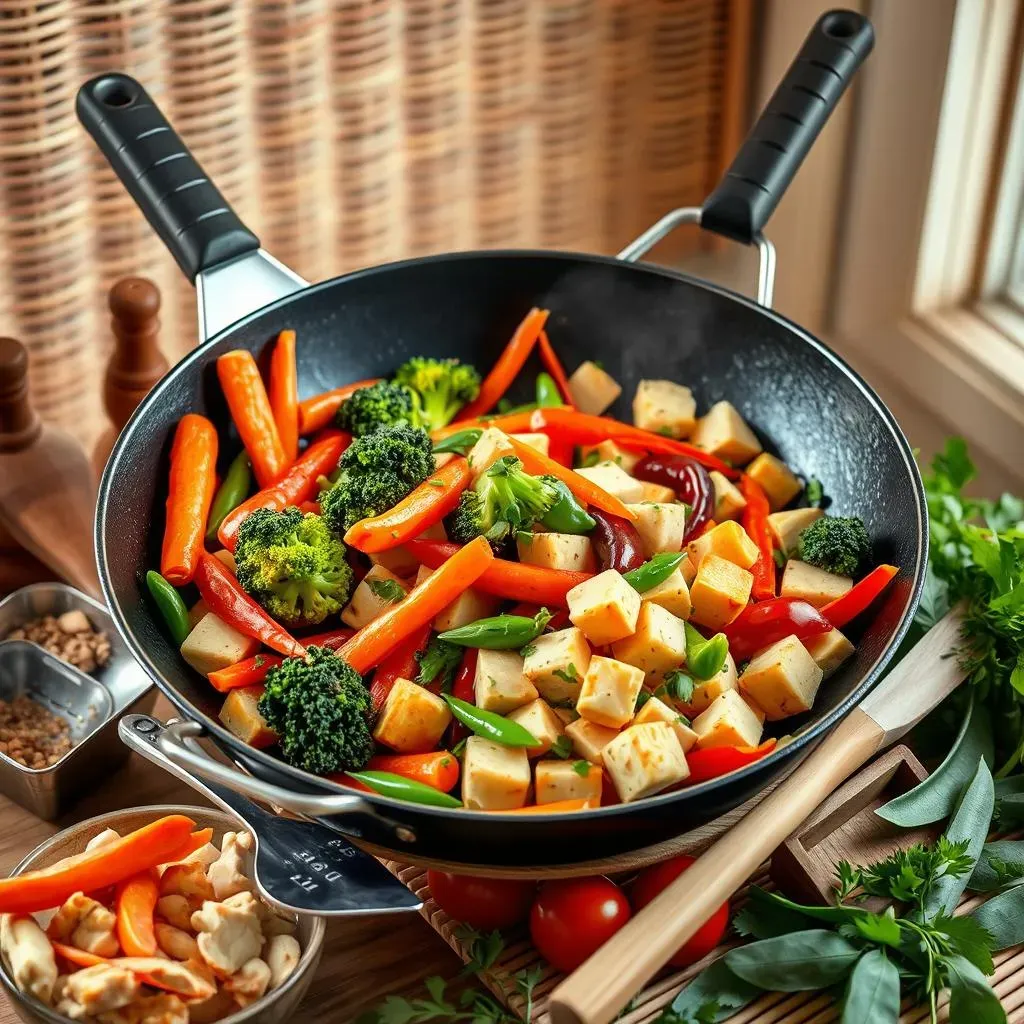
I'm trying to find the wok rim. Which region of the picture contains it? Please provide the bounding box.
[96,247,928,832]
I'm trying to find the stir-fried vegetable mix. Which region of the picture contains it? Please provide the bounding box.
[148,320,899,812]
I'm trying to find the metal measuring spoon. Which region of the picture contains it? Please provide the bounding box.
[119,714,421,916]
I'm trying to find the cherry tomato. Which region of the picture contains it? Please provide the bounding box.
[530,877,631,973]
[426,870,536,931]
[631,856,729,967]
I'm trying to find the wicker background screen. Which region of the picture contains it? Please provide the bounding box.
[0,0,751,439]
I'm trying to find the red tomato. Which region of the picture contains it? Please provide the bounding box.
[426,870,536,931]
[630,856,729,967]
[530,877,631,973]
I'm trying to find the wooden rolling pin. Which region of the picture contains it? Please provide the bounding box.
[548,609,966,1024]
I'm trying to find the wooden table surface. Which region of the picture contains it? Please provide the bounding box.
[0,696,464,1023]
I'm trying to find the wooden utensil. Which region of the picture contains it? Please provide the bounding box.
[547,609,966,1024]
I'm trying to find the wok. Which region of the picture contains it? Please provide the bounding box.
[79,10,925,867]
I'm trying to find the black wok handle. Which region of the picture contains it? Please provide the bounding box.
[701,9,874,245]
[76,74,259,282]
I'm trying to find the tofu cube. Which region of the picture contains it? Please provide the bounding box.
[803,628,855,678]
[341,565,407,629]
[746,453,802,510]
[680,553,697,586]
[739,635,824,720]
[632,380,697,439]
[610,602,687,683]
[638,481,677,503]
[474,649,538,714]
[564,718,619,764]
[535,760,604,805]
[462,737,531,810]
[692,690,765,750]
[681,652,738,715]
[415,565,434,587]
[506,698,564,758]
[690,401,763,466]
[567,569,642,645]
[575,462,645,504]
[568,360,622,415]
[187,599,210,631]
[768,508,824,555]
[467,427,515,481]
[510,432,550,456]
[627,502,688,556]
[522,627,592,704]
[182,613,260,676]
[517,532,597,572]
[711,471,747,522]
[373,678,453,753]
[213,548,237,573]
[781,560,853,609]
[433,587,502,632]
[602,723,690,802]
[687,520,760,571]
[641,567,691,620]
[576,656,645,728]
[689,554,753,629]
[579,440,640,473]
[634,695,697,752]
[219,685,276,748]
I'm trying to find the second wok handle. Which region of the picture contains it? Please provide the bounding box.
[546,708,886,1024]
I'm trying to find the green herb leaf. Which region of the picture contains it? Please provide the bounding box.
[932,914,995,975]
[572,759,591,777]
[724,930,862,991]
[657,958,760,1024]
[852,911,902,949]
[663,669,695,704]
[840,950,899,1024]
[519,643,537,658]
[969,840,1024,891]
[732,887,817,940]
[969,884,1024,951]
[456,926,506,975]
[416,637,463,692]
[433,428,483,455]
[805,476,825,509]
[368,577,406,604]
[553,663,580,684]
[550,735,572,759]
[945,954,1007,1024]
[772,548,787,570]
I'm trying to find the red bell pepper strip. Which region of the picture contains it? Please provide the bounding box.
[369,623,432,714]
[407,539,591,606]
[822,564,899,629]
[194,552,305,658]
[536,329,573,404]
[684,740,777,784]
[448,648,478,745]
[298,378,383,435]
[723,597,831,662]
[218,432,349,551]
[740,475,775,601]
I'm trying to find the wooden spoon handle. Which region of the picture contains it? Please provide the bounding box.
[547,708,886,1024]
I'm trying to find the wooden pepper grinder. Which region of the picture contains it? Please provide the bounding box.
[0,337,102,598]
[92,276,169,478]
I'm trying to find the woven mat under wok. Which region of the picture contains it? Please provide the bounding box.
[379,861,1024,1023]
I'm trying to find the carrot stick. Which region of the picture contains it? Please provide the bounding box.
[216,350,287,488]
[367,751,460,792]
[115,871,158,957]
[268,330,299,464]
[536,329,573,404]
[208,653,285,692]
[507,436,637,521]
[298,378,384,435]
[0,815,195,914]
[345,457,470,553]
[455,308,549,421]
[500,798,593,814]
[50,945,215,1000]
[218,432,349,551]
[340,536,494,673]
[161,827,215,862]
[406,539,590,606]
[160,414,218,585]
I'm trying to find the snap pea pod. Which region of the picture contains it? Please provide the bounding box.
[684,621,729,680]
[347,770,462,808]
[145,570,191,645]
[444,695,542,748]
[439,608,552,649]
[622,552,686,593]
[206,452,251,542]
[541,477,595,534]
[535,372,564,408]
[433,428,482,455]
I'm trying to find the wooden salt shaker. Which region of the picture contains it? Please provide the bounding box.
[92,277,168,478]
[0,337,101,598]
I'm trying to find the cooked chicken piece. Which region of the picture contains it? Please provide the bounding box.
[96,993,190,1024]
[111,957,216,1001]
[206,831,254,900]
[191,892,263,976]
[154,922,199,962]
[58,964,139,1017]
[85,828,121,852]
[257,902,297,938]
[46,892,120,957]
[159,862,215,909]
[155,895,193,932]
[224,956,271,1007]
[1,914,57,1006]
[266,934,302,989]
[186,986,239,1024]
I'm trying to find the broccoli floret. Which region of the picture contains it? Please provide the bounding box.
[798,516,871,577]
[447,456,558,546]
[336,380,415,436]
[258,647,373,774]
[234,507,354,628]
[320,423,434,532]
[393,357,481,431]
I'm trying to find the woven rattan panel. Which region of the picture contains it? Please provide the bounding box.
[0,0,749,441]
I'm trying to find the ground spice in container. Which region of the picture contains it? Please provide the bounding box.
[0,694,72,768]
[5,611,111,673]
